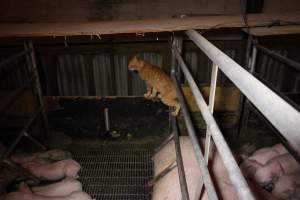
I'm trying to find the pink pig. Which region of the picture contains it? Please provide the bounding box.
[24,159,81,181]
[254,153,300,190]
[5,183,93,200]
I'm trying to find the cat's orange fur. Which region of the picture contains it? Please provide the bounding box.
[128,56,180,116]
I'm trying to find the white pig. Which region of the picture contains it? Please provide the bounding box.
[24,159,81,181]
[32,177,82,196]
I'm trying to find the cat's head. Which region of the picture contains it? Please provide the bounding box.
[128,56,144,72]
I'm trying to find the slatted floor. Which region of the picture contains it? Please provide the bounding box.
[72,147,153,200]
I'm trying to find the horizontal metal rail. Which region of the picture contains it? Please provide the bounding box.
[0,49,32,70]
[172,117,190,200]
[255,44,300,72]
[171,75,218,200]
[173,44,254,200]
[186,29,300,157]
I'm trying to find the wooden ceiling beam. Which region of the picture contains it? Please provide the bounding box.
[0,12,299,38]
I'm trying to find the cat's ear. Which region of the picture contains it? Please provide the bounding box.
[130,54,140,61]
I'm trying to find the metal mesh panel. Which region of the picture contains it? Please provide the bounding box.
[72,147,153,200]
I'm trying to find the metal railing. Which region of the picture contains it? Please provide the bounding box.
[0,42,49,184]
[240,37,300,162]
[164,29,300,200]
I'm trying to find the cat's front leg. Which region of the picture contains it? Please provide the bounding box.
[144,84,152,99]
[150,88,158,98]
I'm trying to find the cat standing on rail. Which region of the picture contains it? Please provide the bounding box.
[128,56,180,116]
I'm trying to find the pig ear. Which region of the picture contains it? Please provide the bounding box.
[19,182,32,194]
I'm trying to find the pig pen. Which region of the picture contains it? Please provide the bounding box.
[46,97,170,200]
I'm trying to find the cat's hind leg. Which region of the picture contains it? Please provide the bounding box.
[161,96,181,116]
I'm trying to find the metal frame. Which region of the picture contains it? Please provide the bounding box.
[0,42,49,183]
[172,29,300,199]
[239,36,300,162]
[186,30,300,156]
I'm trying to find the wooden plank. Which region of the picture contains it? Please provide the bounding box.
[0,12,299,37]
[244,25,300,36]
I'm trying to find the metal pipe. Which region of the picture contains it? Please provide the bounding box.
[204,63,218,163]
[255,44,300,72]
[0,49,31,70]
[186,29,300,158]
[173,45,254,200]
[154,133,174,154]
[1,106,42,160]
[149,162,177,186]
[27,42,49,139]
[23,132,47,151]
[104,108,110,132]
[171,75,218,200]
[172,117,190,200]
[239,45,258,136]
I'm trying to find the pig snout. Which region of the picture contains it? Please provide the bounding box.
[272,173,300,200]
[253,163,282,191]
[64,160,81,179]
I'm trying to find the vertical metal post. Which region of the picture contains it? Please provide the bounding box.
[173,44,254,199]
[204,63,218,163]
[104,108,110,133]
[27,42,49,139]
[239,45,257,136]
[172,75,218,200]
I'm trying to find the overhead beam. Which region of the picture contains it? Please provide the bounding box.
[244,25,300,36]
[0,12,299,38]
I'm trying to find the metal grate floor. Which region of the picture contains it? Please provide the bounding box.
[72,147,153,200]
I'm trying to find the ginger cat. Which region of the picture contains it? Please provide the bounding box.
[128,56,180,116]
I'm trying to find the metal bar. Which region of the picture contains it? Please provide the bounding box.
[172,117,190,200]
[186,29,300,157]
[171,75,218,200]
[104,108,110,132]
[27,42,49,139]
[204,63,218,163]
[0,49,31,70]
[3,159,40,184]
[239,45,258,136]
[249,46,257,74]
[173,45,254,200]
[255,44,300,72]
[1,106,43,160]
[154,133,174,154]
[23,132,47,151]
[148,162,177,186]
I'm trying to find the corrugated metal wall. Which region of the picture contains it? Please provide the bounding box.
[40,51,163,96]
[37,43,243,96]
[36,40,300,97]
[255,50,300,93]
